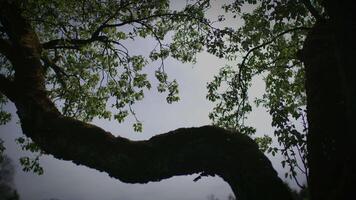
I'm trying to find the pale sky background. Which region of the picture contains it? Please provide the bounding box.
[0,1,306,200]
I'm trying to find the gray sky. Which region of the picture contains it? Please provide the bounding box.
[0,1,306,200]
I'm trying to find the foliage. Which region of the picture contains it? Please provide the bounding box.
[0,94,11,126]
[15,137,44,175]
[206,0,324,187]
[14,0,215,128]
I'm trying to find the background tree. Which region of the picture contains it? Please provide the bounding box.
[0,0,355,200]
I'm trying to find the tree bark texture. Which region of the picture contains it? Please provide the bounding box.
[302,0,356,199]
[0,1,293,200]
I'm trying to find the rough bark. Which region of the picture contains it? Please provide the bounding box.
[301,0,356,199]
[0,1,293,200]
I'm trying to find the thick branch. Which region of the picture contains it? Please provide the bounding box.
[15,98,293,200]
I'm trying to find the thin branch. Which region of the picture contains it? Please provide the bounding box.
[240,27,310,69]
[283,149,306,189]
[41,13,181,50]
[291,149,306,174]
[42,35,109,50]
[296,143,308,178]
[301,0,324,21]
[237,26,310,94]
[90,1,135,38]
[252,57,299,75]
[104,13,182,28]
[42,10,216,50]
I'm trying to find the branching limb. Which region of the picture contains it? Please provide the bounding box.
[16,104,293,200]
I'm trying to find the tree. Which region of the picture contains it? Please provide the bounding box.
[0,0,355,200]
[301,1,356,199]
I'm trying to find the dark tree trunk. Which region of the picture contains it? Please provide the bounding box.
[0,1,293,200]
[301,1,356,199]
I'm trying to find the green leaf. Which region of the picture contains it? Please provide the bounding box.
[133,122,143,132]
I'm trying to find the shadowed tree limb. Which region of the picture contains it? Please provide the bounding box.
[17,108,293,200]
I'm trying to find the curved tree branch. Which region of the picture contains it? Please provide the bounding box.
[13,96,292,200]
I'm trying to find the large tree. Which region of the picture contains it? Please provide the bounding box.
[0,0,354,200]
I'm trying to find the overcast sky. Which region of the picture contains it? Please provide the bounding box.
[0,1,305,200]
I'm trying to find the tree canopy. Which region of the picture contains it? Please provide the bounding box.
[1,0,355,199]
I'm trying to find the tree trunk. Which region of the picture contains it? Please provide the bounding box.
[0,1,293,199]
[301,1,356,199]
